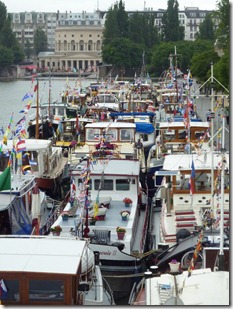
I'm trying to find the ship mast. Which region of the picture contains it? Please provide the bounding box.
[35,76,39,139]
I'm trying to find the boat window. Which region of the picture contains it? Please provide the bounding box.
[105,129,117,141]
[164,129,175,140]
[139,133,148,142]
[29,151,38,172]
[28,279,64,302]
[178,130,187,139]
[86,128,101,141]
[178,175,190,190]
[1,279,19,302]
[194,131,205,139]
[116,179,130,191]
[94,179,113,190]
[120,129,134,141]
[195,172,210,191]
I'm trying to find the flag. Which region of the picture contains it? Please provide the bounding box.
[0,166,11,191]
[93,194,99,218]
[189,159,195,195]
[22,92,33,101]
[0,279,8,299]
[16,116,26,126]
[16,139,26,152]
[34,84,38,92]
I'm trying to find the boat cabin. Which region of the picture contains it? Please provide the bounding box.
[0,236,102,306]
[159,121,210,152]
[55,117,93,148]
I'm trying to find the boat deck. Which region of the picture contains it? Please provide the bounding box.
[52,199,147,256]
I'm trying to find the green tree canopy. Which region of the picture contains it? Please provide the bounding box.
[0,1,7,31]
[190,49,220,82]
[212,49,229,91]
[102,37,143,68]
[34,27,47,55]
[195,13,215,41]
[161,0,184,42]
[0,45,13,68]
[0,1,24,68]
[150,40,213,77]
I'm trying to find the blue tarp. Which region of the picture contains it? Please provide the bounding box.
[135,123,155,134]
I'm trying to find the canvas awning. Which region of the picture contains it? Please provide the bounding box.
[20,65,37,70]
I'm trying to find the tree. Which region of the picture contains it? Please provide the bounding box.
[190,49,220,82]
[0,1,7,31]
[195,13,215,41]
[0,2,24,67]
[150,40,214,77]
[128,12,160,49]
[25,39,32,60]
[102,0,128,47]
[0,45,13,68]
[161,0,184,42]
[102,7,120,46]
[213,48,229,90]
[102,37,143,77]
[34,27,47,56]
[214,0,230,50]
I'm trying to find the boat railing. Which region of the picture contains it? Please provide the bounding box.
[91,229,111,245]
[102,277,115,305]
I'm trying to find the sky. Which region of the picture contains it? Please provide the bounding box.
[2,0,218,13]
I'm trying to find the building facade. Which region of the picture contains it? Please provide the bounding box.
[38,26,102,72]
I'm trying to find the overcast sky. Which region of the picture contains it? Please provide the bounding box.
[2,0,218,13]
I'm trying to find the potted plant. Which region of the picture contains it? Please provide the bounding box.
[169,259,180,272]
[123,197,132,207]
[50,225,62,236]
[116,226,126,240]
[120,210,130,221]
[61,211,69,221]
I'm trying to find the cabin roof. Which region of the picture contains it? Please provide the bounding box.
[4,139,51,150]
[0,237,86,274]
[73,159,140,176]
[85,122,136,129]
[163,153,229,171]
[159,121,209,128]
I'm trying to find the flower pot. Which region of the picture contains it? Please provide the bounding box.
[122,216,128,221]
[125,203,130,207]
[169,262,180,272]
[52,231,60,236]
[117,232,125,240]
[90,220,96,225]
[62,215,69,221]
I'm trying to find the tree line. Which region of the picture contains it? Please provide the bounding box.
[0,1,47,72]
[102,0,229,91]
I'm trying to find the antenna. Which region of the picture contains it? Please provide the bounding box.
[97,0,99,10]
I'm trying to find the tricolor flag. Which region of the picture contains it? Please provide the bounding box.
[189,159,195,195]
[16,139,26,152]
[0,279,8,299]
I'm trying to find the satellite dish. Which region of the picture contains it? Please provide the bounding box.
[164,296,184,306]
